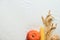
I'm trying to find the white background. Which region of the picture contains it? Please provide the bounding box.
[0,0,60,40]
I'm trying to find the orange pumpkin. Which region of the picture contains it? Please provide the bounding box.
[26,30,40,40]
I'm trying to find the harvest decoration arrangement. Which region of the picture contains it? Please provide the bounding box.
[26,10,60,40]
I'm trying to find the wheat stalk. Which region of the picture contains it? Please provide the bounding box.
[41,10,59,40]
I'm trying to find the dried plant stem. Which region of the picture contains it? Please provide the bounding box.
[41,10,57,40]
